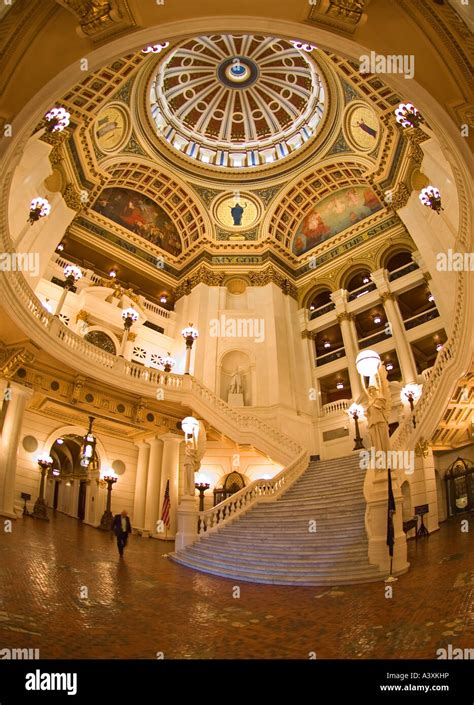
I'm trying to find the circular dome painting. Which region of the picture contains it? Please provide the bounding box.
[149,34,326,169]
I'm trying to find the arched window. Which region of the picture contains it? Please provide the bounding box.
[308,290,334,319]
[385,251,418,281]
[84,330,117,355]
[346,271,375,300]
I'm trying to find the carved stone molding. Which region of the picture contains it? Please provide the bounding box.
[248,267,298,299]
[336,312,354,323]
[380,291,397,303]
[70,375,86,405]
[301,330,316,340]
[55,0,136,43]
[415,438,431,458]
[0,346,35,379]
[390,182,411,211]
[307,0,369,34]
[62,183,84,212]
[174,267,226,299]
[76,310,89,323]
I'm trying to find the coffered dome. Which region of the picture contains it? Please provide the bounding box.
[148,34,326,169]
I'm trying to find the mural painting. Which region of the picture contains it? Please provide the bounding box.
[93,187,182,256]
[293,186,383,255]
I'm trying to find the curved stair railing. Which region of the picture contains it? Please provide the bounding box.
[391,269,472,452]
[0,232,309,532]
[196,452,308,535]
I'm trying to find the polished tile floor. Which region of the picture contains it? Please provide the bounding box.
[0,512,472,659]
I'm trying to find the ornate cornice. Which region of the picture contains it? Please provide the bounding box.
[248,266,298,299]
[390,182,411,211]
[62,183,85,211]
[0,345,35,379]
[173,266,226,299]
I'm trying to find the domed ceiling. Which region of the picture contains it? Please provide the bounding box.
[148,34,325,169]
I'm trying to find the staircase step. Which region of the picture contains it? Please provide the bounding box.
[170,454,377,586]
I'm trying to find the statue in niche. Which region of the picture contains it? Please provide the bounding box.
[364,364,392,457]
[229,201,247,226]
[229,367,243,394]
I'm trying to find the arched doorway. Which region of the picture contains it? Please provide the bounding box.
[48,434,100,520]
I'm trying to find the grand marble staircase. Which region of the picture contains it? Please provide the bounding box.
[171,455,382,586]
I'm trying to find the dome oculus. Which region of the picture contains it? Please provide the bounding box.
[149,34,326,169]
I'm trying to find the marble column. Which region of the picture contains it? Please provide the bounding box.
[330,290,363,400]
[0,382,33,518]
[371,269,418,384]
[157,435,182,539]
[336,312,364,401]
[143,436,163,536]
[132,440,150,533]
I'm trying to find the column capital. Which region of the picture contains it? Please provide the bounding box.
[330,288,349,308]
[336,312,354,323]
[380,291,397,303]
[145,434,163,447]
[134,439,150,449]
[301,330,316,339]
[7,381,34,399]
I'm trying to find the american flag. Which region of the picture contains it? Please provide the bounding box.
[160,479,171,528]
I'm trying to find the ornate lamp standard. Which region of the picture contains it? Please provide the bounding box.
[55,265,83,317]
[401,384,421,428]
[181,323,199,374]
[195,482,210,512]
[158,352,176,373]
[79,416,97,469]
[99,470,118,530]
[347,404,365,451]
[120,307,139,356]
[419,186,443,214]
[28,197,51,225]
[33,453,53,520]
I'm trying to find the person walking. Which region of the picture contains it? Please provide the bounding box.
[111,509,132,557]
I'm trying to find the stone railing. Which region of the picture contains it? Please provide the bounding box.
[391,271,469,451]
[187,377,303,459]
[48,254,172,320]
[322,399,351,415]
[197,451,308,535]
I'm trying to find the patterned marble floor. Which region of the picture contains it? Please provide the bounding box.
[0,511,472,659]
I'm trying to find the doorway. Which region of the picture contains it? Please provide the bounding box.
[77,481,87,521]
[53,481,60,510]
